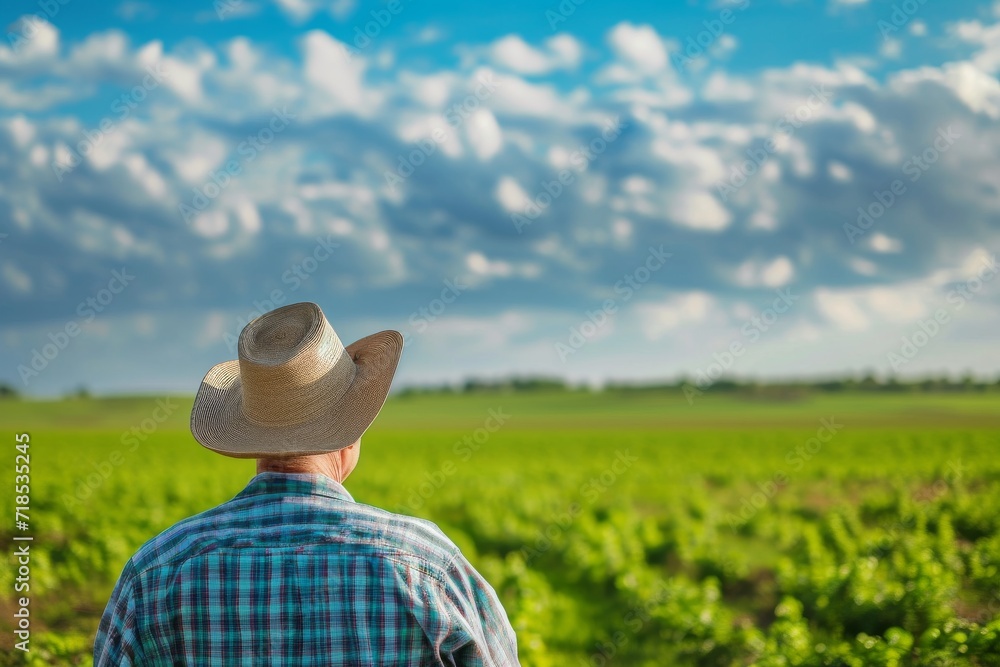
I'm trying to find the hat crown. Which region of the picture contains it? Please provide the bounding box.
[237,302,356,426]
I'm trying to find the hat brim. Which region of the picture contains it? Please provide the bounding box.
[190,330,403,458]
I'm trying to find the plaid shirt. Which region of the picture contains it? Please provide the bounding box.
[94,472,519,666]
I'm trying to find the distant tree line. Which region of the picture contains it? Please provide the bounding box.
[398,377,575,396]
[397,373,1000,396]
[0,383,90,400]
[1,374,998,400]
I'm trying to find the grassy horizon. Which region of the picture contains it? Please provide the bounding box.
[2,390,999,432]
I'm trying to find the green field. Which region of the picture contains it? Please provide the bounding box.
[2,391,1000,665]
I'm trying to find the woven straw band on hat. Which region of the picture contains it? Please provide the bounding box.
[190,302,403,458]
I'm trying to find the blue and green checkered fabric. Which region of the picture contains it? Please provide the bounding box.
[94,472,519,666]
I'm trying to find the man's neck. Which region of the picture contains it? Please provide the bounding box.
[257,455,346,483]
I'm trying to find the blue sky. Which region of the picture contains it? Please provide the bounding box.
[1,0,999,395]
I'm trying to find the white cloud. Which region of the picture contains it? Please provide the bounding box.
[942,62,1000,116]
[849,257,879,276]
[547,34,583,69]
[192,210,230,238]
[956,247,998,281]
[161,54,206,104]
[703,71,754,102]
[880,38,902,59]
[612,218,632,243]
[415,26,444,44]
[666,191,731,231]
[135,39,163,69]
[593,63,641,86]
[483,68,582,119]
[123,153,168,199]
[734,257,795,288]
[6,116,35,147]
[712,34,739,60]
[489,34,582,75]
[0,81,77,110]
[749,208,778,231]
[865,287,928,321]
[490,35,550,74]
[300,30,374,116]
[329,0,356,20]
[951,17,1000,74]
[647,121,727,185]
[28,144,48,167]
[415,311,534,349]
[2,17,60,62]
[814,289,871,332]
[891,62,1000,118]
[759,61,874,97]
[636,292,714,340]
[225,37,258,70]
[465,109,503,160]
[828,161,852,182]
[815,279,936,333]
[604,74,692,108]
[402,71,456,107]
[761,257,795,287]
[273,0,323,23]
[495,176,530,212]
[621,176,653,195]
[165,131,229,183]
[607,22,668,73]
[69,30,130,70]
[869,232,902,253]
[783,137,815,177]
[840,102,878,133]
[234,201,262,234]
[466,251,514,278]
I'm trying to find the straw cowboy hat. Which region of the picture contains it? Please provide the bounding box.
[191,302,403,458]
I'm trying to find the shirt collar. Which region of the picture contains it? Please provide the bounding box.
[235,472,356,503]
